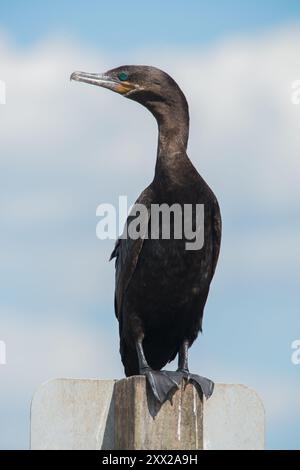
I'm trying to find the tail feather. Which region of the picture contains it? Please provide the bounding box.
[120,339,139,376]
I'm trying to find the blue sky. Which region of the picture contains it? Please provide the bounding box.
[2,0,300,49]
[0,0,300,450]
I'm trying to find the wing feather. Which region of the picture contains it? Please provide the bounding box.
[110,185,154,319]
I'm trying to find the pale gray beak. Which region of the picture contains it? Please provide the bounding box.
[70,71,120,91]
[70,71,137,95]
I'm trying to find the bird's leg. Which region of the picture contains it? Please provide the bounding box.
[161,340,190,387]
[136,336,150,373]
[167,339,215,399]
[178,339,190,374]
[136,337,178,404]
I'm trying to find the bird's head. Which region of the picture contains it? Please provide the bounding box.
[70,65,188,122]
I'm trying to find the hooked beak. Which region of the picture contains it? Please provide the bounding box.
[70,71,137,95]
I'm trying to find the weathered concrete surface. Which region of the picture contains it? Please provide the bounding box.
[203,384,265,450]
[31,378,116,450]
[114,376,203,450]
[30,378,264,450]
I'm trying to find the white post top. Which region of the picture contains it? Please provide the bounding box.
[31,379,116,450]
[203,384,265,450]
[31,379,264,450]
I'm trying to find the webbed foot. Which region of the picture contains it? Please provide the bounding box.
[188,372,214,399]
[141,368,179,404]
[161,369,214,399]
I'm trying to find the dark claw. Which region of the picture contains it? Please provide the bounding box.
[188,373,214,399]
[141,368,179,404]
[163,369,214,399]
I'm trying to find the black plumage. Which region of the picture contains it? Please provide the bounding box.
[71,65,221,402]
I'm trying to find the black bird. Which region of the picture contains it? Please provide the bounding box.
[71,66,221,403]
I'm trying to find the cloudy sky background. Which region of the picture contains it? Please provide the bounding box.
[1,0,300,449]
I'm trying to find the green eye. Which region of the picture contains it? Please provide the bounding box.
[118,72,128,81]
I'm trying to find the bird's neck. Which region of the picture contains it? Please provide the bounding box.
[154,99,190,182]
[157,111,189,156]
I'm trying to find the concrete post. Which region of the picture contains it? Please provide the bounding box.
[114,377,203,450]
[30,379,116,450]
[30,377,264,450]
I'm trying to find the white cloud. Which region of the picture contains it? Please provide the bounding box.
[0,310,122,399]
[1,27,300,286]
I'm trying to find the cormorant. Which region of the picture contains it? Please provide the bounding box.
[71,66,221,403]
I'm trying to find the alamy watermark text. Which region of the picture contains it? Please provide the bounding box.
[96,196,205,251]
[0,340,6,365]
[0,80,6,104]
